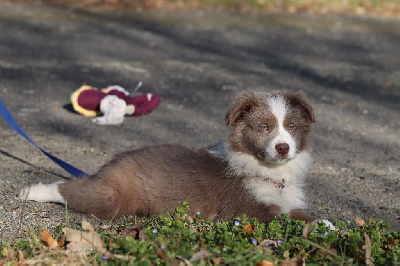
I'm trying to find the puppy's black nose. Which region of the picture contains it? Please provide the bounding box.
[275,143,290,156]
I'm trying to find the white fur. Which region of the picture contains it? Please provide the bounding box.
[209,142,312,213]
[319,219,337,231]
[212,143,312,183]
[19,181,65,204]
[237,151,312,213]
[244,177,306,214]
[266,96,296,162]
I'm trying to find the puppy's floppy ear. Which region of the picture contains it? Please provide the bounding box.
[284,91,316,123]
[225,92,259,126]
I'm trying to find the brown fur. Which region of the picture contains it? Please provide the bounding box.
[58,90,316,223]
[226,91,315,159]
[282,91,316,152]
[59,145,281,222]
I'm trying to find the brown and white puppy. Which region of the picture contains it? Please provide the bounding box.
[19,91,324,225]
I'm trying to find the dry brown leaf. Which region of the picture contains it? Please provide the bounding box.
[302,222,310,239]
[176,255,193,266]
[40,230,50,241]
[17,249,24,262]
[316,246,338,256]
[113,254,137,261]
[189,249,212,262]
[122,224,146,240]
[186,215,194,224]
[62,228,103,253]
[82,219,95,232]
[256,260,274,266]
[244,224,253,234]
[355,217,365,226]
[22,259,38,265]
[364,233,373,265]
[211,257,224,265]
[23,250,83,265]
[40,230,59,249]
[65,251,79,262]
[59,236,65,248]
[62,219,111,258]
[6,249,14,261]
[279,257,305,266]
[153,241,168,261]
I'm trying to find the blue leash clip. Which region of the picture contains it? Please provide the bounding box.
[0,99,88,178]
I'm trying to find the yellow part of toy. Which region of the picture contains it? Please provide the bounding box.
[70,85,100,117]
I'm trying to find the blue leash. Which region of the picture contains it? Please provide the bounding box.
[0,99,88,178]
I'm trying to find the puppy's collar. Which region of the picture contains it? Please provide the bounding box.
[261,177,285,193]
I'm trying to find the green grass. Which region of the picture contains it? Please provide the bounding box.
[1,202,399,265]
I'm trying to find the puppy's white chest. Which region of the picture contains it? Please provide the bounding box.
[244,177,307,214]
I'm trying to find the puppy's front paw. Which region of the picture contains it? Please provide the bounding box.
[313,219,337,231]
[321,219,336,230]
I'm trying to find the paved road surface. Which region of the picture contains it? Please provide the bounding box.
[0,3,399,238]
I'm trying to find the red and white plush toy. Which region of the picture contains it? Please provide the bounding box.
[71,85,161,125]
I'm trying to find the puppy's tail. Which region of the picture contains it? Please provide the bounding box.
[58,178,122,219]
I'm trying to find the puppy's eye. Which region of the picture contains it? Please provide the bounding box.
[261,125,269,131]
[288,124,296,130]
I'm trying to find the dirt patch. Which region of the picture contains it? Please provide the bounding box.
[0,3,399,239]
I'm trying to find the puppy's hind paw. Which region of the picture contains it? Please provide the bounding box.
[18,183,41,201]
[17,182,65,204]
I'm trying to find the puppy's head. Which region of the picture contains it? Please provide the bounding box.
[225,91,316,164]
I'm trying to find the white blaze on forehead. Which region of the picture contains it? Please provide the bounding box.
[267,95,288,124]
[266,95,297,161]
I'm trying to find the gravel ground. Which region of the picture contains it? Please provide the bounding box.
[0,3,399,239]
